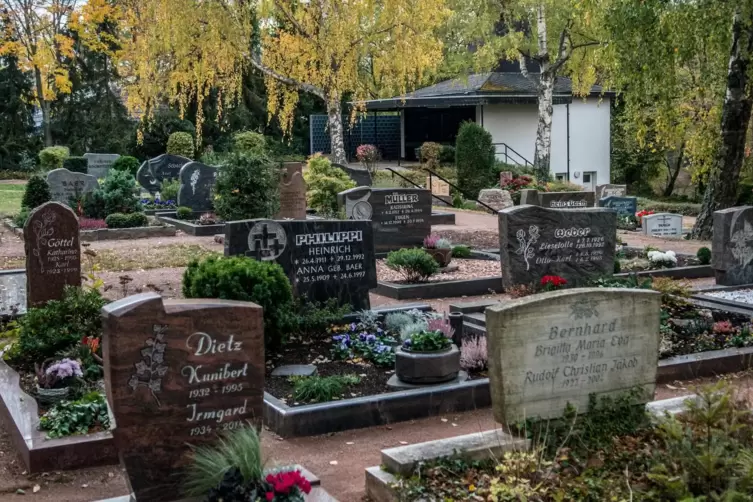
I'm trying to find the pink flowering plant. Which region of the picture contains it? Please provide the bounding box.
[356,144,380,179]
[36,358,84,389]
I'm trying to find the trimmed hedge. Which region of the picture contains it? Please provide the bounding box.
[637,198,701,216]
[105,212,148,228]
[111,156,140,176]
[63,156,89,174]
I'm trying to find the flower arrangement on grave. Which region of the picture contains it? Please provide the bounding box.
[139,197,177,210]
[402,329,452,352]
[198,212,219,225]
[540,275,567,292]
[35,357,83,405]
[423,234,453,267]
[329,312,397,367]
[636,209,654,224]
[648,250,677,268]
[616,214,639,231]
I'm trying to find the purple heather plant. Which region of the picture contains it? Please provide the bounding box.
[427,315,454,339]
[460,337,487,371]
[423,234,440,249]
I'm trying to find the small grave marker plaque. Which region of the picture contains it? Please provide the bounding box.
[23,202,80,306]
[177,161,218,212]
[425,176,450,197]
[599,196,637,217]
[596,184,627,201]
[499,205,616,288]
[643,213,683,238]
[102,292,264,502]
[276,162,307,219]
[486,288,661,423]
[338,187,431,253]
[712,206,753,285]
[46,168,99,204]
[224,219,376,309]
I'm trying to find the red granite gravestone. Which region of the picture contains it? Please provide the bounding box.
[102,293,264,502]
[276,162,307,220]
[23,201,81,306]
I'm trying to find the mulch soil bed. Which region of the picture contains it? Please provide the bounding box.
[377,258,500,284]
[265,337,486,407]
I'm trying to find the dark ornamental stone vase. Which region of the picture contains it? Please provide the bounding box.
[425,247,452,268]
[395,344,460,384]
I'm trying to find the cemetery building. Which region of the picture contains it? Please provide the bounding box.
[310,63,614,189]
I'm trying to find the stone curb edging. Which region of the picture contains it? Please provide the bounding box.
[374,276,503,300]
[364,395,699,502]
[615,265,713,280]
[0,359,118,473]
[430,211,456,225]
[154,212,225,236]
[3,217,176,241]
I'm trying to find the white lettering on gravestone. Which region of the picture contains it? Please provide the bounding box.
[550,200,589,208]
[385,193,419,204]
[643,213,683,238]
[295,231,363,246]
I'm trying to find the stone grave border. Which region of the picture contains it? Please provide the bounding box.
[373,250,502,300]
[364,395,697,502]
[690,284,753,315]
[3,217,176,241]
[430,210,456,225]
[154,211,224,236]
[0,359,118,473]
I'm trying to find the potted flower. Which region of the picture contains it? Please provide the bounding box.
[35,358,83,405]
[396,327,460,385]
[540,275,567,292]
[423,234,453,267]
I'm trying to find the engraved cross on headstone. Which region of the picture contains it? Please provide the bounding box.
[246,223,284,260]
[657,215,671,226]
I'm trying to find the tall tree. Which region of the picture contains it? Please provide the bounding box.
[0,0,79,145]
[443,0,606,181]
[0,33,38,169]
[692,3,753,239]
[116,0,448,163]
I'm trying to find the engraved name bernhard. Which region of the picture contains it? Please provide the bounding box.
[296,230,363,256]
[524,318,638,384]
[385,193,419,204]
[183,332,248,423]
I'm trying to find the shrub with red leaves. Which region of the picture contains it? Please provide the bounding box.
[79,218,107,230]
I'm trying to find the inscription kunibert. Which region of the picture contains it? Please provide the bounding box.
[182,331,248,435]
[523,314,639,391]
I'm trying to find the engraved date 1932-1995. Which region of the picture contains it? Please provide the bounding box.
[188,383,245,399]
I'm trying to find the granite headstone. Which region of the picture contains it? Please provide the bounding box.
[338,187,432,253]
[595,184,627,201]
[177,162,218,212]
[137,154,191,193]
[46,168,99,204]
[102,293,264,502]
[224,219,376,310]
[499,205,617,288]
[478,189,514,213]
[643,213,683,238]
[84,153,120,179]
[23,202,81,306]
[276,162,307,219]
[599,196,637,217]
[333,163,372,187]
[486,288,661,423]
[0,270,27,316]
[712,206,753,285]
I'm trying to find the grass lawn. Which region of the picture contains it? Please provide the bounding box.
[0,184,25,217]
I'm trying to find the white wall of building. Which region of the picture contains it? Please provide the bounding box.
[480,97,611,186]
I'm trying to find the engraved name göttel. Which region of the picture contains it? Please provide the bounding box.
[181,331,249,436]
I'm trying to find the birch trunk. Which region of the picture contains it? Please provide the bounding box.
[327,96,347,165]
[533,71,555,182]
[33,67,52,146]
[692,7,753,240]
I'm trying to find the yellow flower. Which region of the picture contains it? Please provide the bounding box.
[468,484,476,492]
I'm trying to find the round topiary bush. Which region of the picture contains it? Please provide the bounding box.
[176,206,193,220]
[214,152,280,221]
[105,212,148,228]
[182,256,295,349]
[697,247,711,265]
[455,121,495,199]
[303,153,356,216]
[21,175,52,210]
[111,156,140,177]
[38,146,70,170]
[166,132,195,159]
[233,131,267,155]
[101,170,140,215]
[385,248,439,283]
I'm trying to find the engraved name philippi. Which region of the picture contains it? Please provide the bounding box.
[295,231,363,246]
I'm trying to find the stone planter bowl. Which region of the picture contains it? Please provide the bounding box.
[425,247,452,268]
[395,344,460,384]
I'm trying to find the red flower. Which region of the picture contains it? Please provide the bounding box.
[265,492,274,501]
[266,470,312,497]
[541,275,567,287]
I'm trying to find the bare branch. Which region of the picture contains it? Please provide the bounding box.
[249,55,326,101]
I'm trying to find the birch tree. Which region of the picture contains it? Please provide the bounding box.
[116,0,448,161]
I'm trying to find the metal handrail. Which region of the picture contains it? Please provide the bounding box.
[422,168,498,213]
[383,167,452,208]
[494,142,533,167]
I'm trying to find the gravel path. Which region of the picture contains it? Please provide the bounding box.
[702,288,753,304]
[377,258,500,283]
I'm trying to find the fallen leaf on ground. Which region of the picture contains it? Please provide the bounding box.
[329,461,338,465]
[32,485,40,493]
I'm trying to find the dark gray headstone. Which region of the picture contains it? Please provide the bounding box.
[0,270,27,316]
[599,196,637,217]
[177,162,218,212]
[136,154,191,193]
[84,153,120,179]
[713,206,753,285]
[338,187,432,253]
[224,219,376,310]
[499,205,617,288]
[596,184,627,201]
[538,191,596,209]
[46,168,99,204]
[333,163,372,187]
